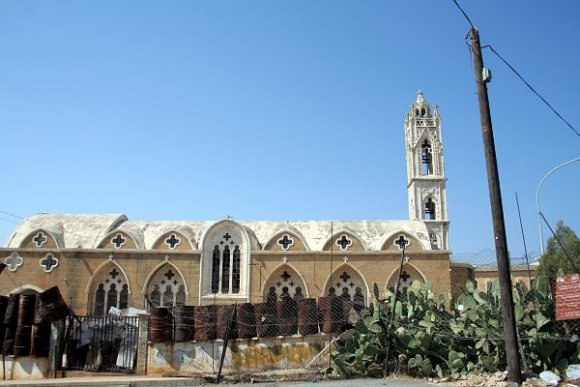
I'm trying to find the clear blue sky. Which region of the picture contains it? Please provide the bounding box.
[1,1,578,261]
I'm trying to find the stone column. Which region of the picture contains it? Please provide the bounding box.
[135,313,150,375]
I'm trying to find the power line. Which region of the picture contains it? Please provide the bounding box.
[486,46,580,140]
[451,0,473,28]
[0,210,23,220]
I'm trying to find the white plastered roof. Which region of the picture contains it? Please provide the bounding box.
[4,214,434,251]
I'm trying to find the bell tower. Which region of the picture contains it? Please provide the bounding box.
[404,90,449,250]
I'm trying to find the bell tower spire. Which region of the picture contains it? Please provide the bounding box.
[404,90,449,250]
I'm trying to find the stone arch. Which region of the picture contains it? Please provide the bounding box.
[385,263,427,292]
[322,230,367,252]
[151,231,196,251]
[19,229,61,249]
[321,263,369,308]
[199,219,251,303]
[6,284,44,295]
[85,260,131,316]
[142,260,188,308]
[263,230,309,251]
[261,262,309,302]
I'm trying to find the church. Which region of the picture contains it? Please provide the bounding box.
[1,91,454,316]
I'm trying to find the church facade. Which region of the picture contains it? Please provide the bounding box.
[1,91,452,316]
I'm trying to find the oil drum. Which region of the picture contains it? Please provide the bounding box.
[255,302,278,338]
[236,303,256,339]
[297,298,319,335]
[173,305,194,342]
[39,286,70,322]
[194,305,216,342]
[150,307,173,343]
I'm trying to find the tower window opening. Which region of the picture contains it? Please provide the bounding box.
[424,198,436,220]
[421,140,433,175]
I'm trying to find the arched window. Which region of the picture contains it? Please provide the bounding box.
[323,266,367,310]
[200,220,251,302]
[146,264,186,308]
[263,266,307,301]
[424,197,436,220]
[211,243,240,295]
[421,139,433,175]
[92,266,129,316]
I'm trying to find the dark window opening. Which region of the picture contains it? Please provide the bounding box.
[424,198,436,220]
[211,245,220,293]
[232,246,241,293]
[421,140,433,175]
[221,246,231,293]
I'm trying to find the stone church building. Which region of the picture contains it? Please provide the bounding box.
[1,91,453,315]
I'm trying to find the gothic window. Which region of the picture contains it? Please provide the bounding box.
[211,246,220,293]
[92,266,129,316]
[424,197,436,220]
[209,233,241,295]
[221,246,231,293]
[201,221,250,300]
[387,265,424,293]
[232,246,241,293]
[111,233,127,249]
[421,139,433,175]
[263,267,306,301]
[324,267,366,310]
[394,235,410,250]
[146,264,186,308]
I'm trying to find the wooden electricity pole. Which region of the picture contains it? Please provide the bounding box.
[469,26,523,384]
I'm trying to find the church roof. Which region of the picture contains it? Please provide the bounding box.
[4,213,435,251]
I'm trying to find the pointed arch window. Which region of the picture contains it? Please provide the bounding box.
[424,197,436,220]
[421,139,433,175]
[146,265,187,308]
[211,242,241,295]
[92,267,129,316]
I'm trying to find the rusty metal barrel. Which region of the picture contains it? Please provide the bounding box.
[14,294,37,356]
[277,297,297,336]
[0,295,9,353]
[3,293,20,355]
[297,298,319,335]
[318,296,344,334]
[216,304,237,340]
[194,305,216,342]
[236,303,256,339]
[150,307,173,343]
[255,302,278,338]
[173,305,194,342]
[39,286,70,322]
[31,296,51,357]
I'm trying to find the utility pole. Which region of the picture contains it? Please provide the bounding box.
[470,27,523,384]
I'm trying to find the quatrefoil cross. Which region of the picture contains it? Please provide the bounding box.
[165,234,180,249]
[277,234,293,250]
[394,235,410,250]
[336,235,352,250]
[112,233,126,248]
[40,253,58,272]
[33,232,47,247]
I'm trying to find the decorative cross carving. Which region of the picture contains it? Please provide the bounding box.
[277,234,294,250]
[280,270,291,282]
[109,268,120,279]
[223,233,232,241]
[339,271,351,283]
[400,270,411,283]
[165,234,180,249]
[40,254,58,272]
[33,232,47,247]
[164,269,176,280]
[112,233,126,248]
[5,252,23,271]
[394,235,410,250]
[336,235,352,250]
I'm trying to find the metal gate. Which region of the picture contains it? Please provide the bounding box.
[63,315,139,373]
